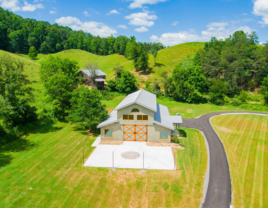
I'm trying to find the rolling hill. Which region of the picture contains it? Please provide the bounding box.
[0,42,204,101]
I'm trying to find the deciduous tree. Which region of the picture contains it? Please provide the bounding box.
[67,86,108,132]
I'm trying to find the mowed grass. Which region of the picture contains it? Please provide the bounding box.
[211,114,268,207]
[0,123,207,208]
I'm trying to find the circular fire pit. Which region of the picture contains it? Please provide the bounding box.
[121,151,140,159]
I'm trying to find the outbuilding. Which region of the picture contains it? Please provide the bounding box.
[97,89,182,142]
[79,69,106,88]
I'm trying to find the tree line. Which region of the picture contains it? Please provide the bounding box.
[0,7,164,56]
[143,31,268,106]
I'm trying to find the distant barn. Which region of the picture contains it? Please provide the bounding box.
[79,69,106,89]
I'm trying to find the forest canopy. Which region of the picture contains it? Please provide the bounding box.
[0,7,164,55]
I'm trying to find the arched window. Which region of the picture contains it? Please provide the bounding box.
[131,108,139,113]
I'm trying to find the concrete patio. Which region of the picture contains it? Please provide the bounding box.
[84,140,175,170]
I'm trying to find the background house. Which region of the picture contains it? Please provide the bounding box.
[97,90,182,142]
[79,69,106,88]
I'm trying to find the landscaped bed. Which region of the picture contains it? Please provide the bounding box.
[0,123,207,207]
[211,114,268,208]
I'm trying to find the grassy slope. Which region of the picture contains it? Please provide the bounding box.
[211,114,268,207]
[0,122,207,207]
[0,50,45,109]
[16,42,205,81]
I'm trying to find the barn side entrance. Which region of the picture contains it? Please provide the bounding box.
[123,124,147,142]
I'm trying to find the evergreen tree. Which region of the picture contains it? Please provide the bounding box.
[134,44,148,71]
[28,46,38,59]
[125,36,138,60]
[116,70,138,93]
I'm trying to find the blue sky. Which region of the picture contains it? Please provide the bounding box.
[1,0,268,46]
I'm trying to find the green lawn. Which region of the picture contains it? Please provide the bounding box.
[211,114,268,207]
[0,122,207,207]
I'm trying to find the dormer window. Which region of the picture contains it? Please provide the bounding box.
[131,108,139,113]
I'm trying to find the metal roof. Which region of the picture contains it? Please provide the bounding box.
[80,69,106,76]
[95,78,105,82]
[153,104,182,130]
[114,89,157,112]
[97,90,182,129]
[97,110,117,128]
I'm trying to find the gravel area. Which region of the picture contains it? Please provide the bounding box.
[146,142,184,150]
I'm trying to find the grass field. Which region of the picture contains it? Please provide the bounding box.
[211,114,268,208]
[0,122,207,207]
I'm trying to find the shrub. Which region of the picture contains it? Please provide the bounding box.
[209,79,228,105]
[238,91,249,103]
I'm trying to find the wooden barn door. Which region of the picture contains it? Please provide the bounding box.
[123,125,135,141]
[135,125,147,142]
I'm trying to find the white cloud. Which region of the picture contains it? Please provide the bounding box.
[55,16,117,37]
[128,0,168,9]
[0,0,43,12]
[150,35,159,42]
[56,16,82,25]
[135,26,148,32]
[125,11,157,27]
[159,32,204,46]
[243,13,248,15]
[0,0,20,11]
[172,21,178,26]
[83,11,90,16]
[50,10,56,14]
[156,22,254,46]
[253,0,268,25]
[117,25,127,29]
[107,9,119,15]
[22,1,43,11]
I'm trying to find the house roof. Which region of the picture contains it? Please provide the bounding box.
[153,104,182,130]
[95,78,105,82]
[97,89,182,130]
[97,110,117,128]
[114,89,157,112]
[80,69,106,77]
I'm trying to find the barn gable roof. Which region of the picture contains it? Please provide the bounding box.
[114,90,157,112]
[97,89,182,129]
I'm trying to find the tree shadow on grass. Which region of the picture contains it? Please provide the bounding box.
[0,153,12,168]
[0,138,35,168]
[179,129,187,138]
[154,62,165,67]
[0,118,62,168]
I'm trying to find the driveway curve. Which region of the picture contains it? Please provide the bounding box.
[180,111,268,208]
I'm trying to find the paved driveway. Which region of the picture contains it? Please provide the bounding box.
[84,141,175,170]
[181,111,268,208]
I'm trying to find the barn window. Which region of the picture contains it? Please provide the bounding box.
[160,131,168,139]
[123,114,134,120]
[131,108,139,113]
[137,115,148,121]
[104,129,113,138]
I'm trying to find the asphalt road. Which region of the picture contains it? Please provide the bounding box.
[180,111,268,208]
